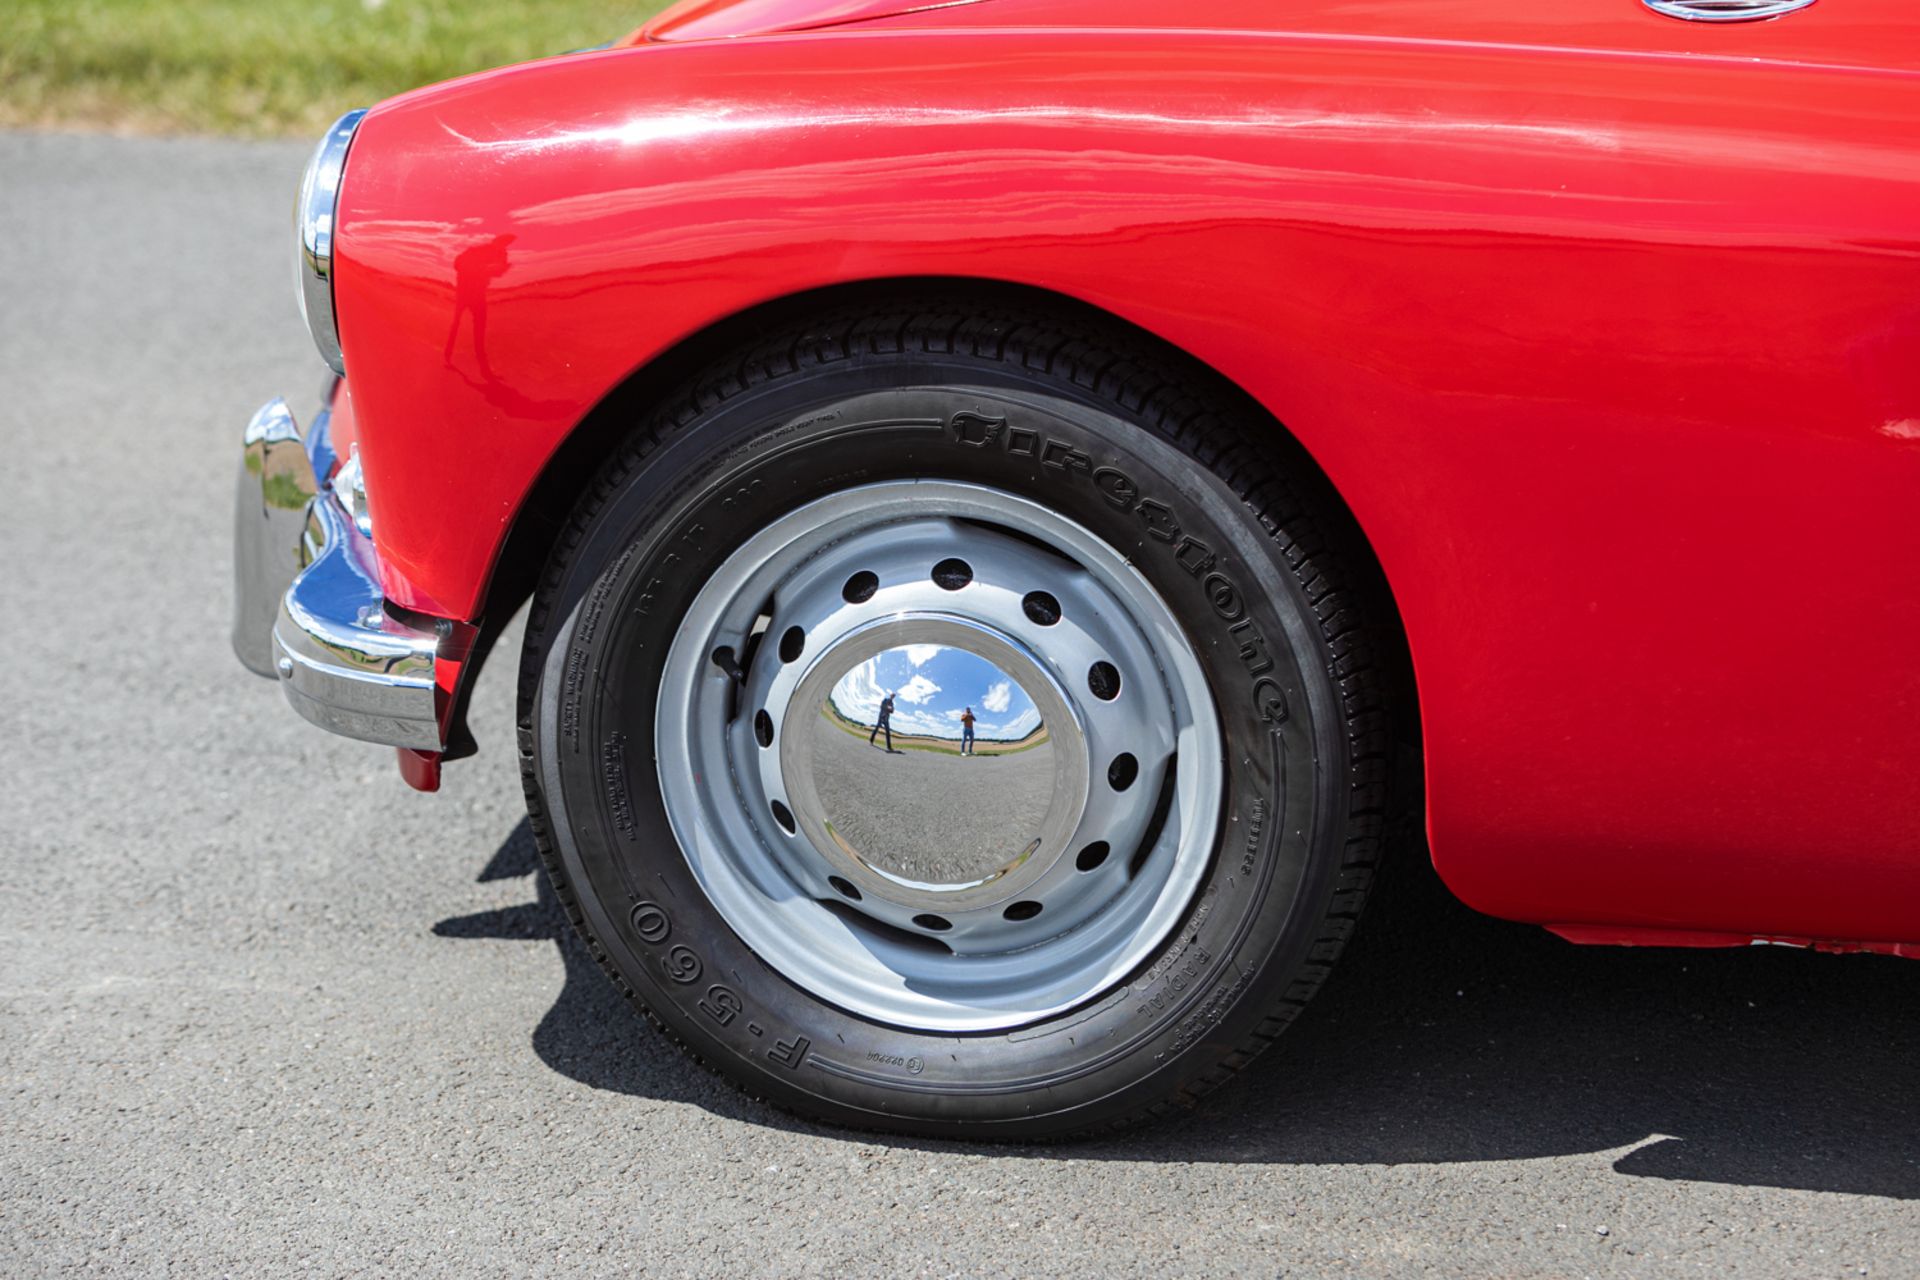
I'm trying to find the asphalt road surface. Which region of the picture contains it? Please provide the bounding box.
[3,132,1916,1277]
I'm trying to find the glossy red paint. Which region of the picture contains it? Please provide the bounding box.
[865,0,1920,72]
[640,0,989,43]
[395,748,442,793]
[330,3,1920,948]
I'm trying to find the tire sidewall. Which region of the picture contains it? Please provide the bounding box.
[531,358,1348,1135]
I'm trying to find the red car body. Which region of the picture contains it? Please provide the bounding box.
[325,0,1920,954]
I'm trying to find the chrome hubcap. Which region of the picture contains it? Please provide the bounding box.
[781,620,1087,916]
[656,482,1222,1031]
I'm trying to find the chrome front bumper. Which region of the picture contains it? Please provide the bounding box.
[232,396,445,751]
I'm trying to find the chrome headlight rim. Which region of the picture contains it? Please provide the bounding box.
[296,108,368,376]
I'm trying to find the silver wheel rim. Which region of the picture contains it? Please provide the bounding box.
[655,481,1223,1032]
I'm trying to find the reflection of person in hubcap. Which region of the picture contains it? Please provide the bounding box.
[869,692,895,752]
[960,706,976,756]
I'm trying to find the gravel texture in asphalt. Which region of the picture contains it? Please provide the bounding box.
[2,131,1916,1277]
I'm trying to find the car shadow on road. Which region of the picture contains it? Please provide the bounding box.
[435,818,1919,1199]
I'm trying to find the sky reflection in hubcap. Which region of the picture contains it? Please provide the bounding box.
[826,643,1043,747]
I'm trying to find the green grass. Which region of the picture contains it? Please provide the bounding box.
[0,0,672,138]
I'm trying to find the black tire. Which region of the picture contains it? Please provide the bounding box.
[517,299,1396,1139]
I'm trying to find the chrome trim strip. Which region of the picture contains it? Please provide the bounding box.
[1642,0,1816,21]
[273,493,441,750]
[331,449,374,538]
[296,108,368,375]
[232,396,443,751]
[233,398,319,677]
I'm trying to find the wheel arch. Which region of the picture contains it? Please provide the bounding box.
[461,276,1422,795]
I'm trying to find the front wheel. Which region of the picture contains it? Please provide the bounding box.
[518,303,1397,1138]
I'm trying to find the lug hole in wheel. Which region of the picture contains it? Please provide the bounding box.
[827,875,862,901]
[842,571,878,604]
[1088,661,1121,701]
[1075,841,1111,872]
[1107,754,1138,792]
[770,799,796,833]
[778,626,805,663]
[1002,900,1043,922]
[1021,591,1062,626]
[931,558,973,591]
[752,710,773,748]
[912,913,953,932]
